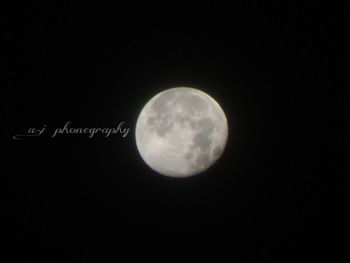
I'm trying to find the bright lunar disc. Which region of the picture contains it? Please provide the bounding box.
[135,87,228,178]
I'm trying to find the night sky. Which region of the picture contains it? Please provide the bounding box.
[4,2,345,262]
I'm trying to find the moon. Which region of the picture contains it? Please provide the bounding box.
[135,87,228,178]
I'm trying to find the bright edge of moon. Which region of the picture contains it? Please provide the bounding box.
[135,87,228,178]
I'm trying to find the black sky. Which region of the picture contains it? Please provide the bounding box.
[4,2,345,262]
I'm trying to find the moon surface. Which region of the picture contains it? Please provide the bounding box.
[135,87,228,178]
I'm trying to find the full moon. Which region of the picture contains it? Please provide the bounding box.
[135,87,228,178]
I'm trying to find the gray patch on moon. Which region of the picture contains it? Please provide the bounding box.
[213,146,222,158]
[176,93,208,115]
[156,120,174,136]
[185,152,193,160]
[147,116,155,125]
[148,91,179,137]
[192,128,212,151]
[186,117,215,171]
[150,90,178,116]
[196,153,210,169]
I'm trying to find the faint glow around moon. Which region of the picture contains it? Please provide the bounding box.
[135,87,228,178]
